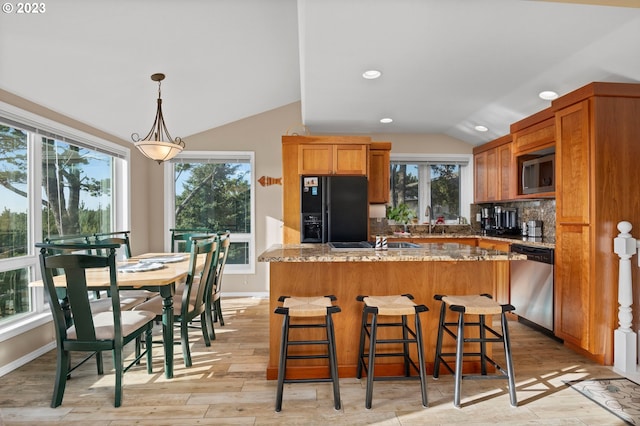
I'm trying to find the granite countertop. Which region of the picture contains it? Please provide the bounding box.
[258,242,527,263]
[381,232,555,249]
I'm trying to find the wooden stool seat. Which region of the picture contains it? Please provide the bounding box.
[440,294,504,315]
[274,295,341,412]
[356,294,428,409]
[282,296,335,317]
[361,295,419,316]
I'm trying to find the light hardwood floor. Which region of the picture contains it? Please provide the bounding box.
[0,297,629,425]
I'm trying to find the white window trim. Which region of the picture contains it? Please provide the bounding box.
[390,153,473,223]
[0,101,130,338]
[164,151,256,274]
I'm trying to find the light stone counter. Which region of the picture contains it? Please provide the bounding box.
[258,242,525,263]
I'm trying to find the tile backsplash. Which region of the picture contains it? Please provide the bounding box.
[471,199,556,241]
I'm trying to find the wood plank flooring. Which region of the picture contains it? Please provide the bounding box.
[0,297,629,425]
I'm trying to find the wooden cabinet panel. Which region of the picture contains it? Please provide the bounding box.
[498,143,512,200]
[298,144,367,175]
[554,223,591,348]
[334,144,368,175]
[474,149,498,202]
[555,100,590,224]
[512,118,555,154]
[298,144,333,174]
[473,135,512,203]
[368,144,390,203]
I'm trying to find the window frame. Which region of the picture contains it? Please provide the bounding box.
[0,101,130,337]
[164,150,256,275]
[390,153,473,223]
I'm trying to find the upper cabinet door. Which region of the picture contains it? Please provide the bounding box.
[298,144,367,175]
[333,144,368,175]
[555,100,591,224]
[368,145,390,203]
[298,144,333,174]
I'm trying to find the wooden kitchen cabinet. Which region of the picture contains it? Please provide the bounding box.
[554,223,591,349]
[282,135,381,244]
[368,142,391,203]
[473,134,511,203]
[552,83,640,365]
[555,101,590,224]
[298,143,367,175]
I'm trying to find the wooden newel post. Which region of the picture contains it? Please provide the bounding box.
[613,221,638,373]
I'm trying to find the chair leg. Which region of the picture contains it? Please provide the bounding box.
[96,350,104,375]
[51,347,69,408]
[275,313,290,412]
[181,320,192,368]
[146,325,153,374]
[200,312,211,347]
[215,299,224,326]
[113,346,123,407]
[205,300,216,341]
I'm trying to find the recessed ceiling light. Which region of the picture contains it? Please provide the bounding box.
[539,90,559,100]
[363,70,382,79]
[380,117,393,124]
[474,125,488,132]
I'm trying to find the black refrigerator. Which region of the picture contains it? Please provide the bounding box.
[300,175,368,243]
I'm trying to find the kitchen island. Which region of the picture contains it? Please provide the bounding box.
[258,242,524,379]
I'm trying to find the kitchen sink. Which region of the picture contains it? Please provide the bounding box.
[328,241,422,250]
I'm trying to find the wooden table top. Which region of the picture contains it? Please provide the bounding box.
[30,252,193,289]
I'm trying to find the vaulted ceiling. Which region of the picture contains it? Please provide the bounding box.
[1,0,639,146]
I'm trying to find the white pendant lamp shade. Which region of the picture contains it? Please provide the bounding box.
[132,73,185,164]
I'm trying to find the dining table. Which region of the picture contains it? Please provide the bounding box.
[30,252,199,379]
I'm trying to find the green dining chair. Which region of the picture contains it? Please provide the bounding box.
[170,228,213,253]
[134,235,218,367]
[37,242,156,408]
[94,231,155,305]
[203,231,231,340]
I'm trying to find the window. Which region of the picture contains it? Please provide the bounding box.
[0,103,129,328]
[389,154,472,224]
[165,151,255,274]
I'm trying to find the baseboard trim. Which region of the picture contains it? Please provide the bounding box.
[0,340,55,378]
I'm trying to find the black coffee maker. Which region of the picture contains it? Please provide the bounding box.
[481,206,519,235]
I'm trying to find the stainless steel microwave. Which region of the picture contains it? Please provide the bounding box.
[522,154,555,194]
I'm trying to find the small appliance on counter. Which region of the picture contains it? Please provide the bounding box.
[480,206,519,236]
[527,220,543,237]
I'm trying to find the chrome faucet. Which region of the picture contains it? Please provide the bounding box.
[425,205,433,234]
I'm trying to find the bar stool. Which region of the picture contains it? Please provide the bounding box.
[356,294,429,409]
[433,294,517,408]
[274,295,341,412]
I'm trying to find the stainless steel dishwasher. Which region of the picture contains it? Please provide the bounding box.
[510,244,554,333]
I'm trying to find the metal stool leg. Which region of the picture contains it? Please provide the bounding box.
[326,311,341,410]
[414,309,428,408]
[275,312,290,412]
[356,307,368,380]
[433,300,447,379]
[365,311,378,409]
[454,312,465,408]
[502,312,517,407]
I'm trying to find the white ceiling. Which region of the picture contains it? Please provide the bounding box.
[1,0,639,146]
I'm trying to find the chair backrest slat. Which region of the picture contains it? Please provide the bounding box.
[180,235,217,319]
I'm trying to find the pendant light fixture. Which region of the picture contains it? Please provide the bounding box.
[132,73,185,164]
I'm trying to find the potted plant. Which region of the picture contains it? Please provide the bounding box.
[386,203,416,233]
